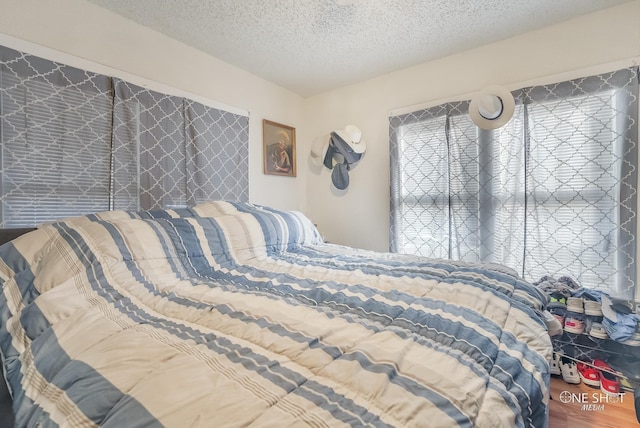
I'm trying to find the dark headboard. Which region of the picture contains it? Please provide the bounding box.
[0,228,36,246]
[0,228,36,424]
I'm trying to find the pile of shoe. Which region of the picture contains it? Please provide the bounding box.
[550,352,621,395]
[546,293,609,340]
[534,275,615,340]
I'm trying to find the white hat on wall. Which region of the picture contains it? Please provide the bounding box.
[310,134,330,166]
[469,86,515,130]
[310,125,366,191]
[334,125,366,154]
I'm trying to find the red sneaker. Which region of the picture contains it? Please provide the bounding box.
[576,362,600,387]
[593,359,620,395]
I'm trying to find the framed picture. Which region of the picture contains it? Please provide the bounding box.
[263,119,296,177]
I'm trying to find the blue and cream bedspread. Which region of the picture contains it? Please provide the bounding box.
[0,201,552,427]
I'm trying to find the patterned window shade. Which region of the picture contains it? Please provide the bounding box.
[0,47,113,226]
[112,78,187,211]
[390,68,638,299]
[184,100,249,205]
[0,46,250,225]
[112,79,250,211]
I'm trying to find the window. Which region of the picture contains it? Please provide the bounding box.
[390,68,638,299]
[111,78,187,211]
[0,46,250,227]
[526,92,623,292]
[0,52,113,227]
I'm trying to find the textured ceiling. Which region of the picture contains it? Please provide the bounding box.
[86,0,630,97]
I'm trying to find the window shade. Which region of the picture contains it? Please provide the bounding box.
[112,79,250,211]
[184,99,249,205]
[112,78,187,211]
[0,47,113,226]
[0,45,250,226]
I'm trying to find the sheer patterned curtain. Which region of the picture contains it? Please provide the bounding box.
[390,68,638,299]
[523,71,638,299]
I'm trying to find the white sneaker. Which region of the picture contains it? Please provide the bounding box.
[550,352,562,376]
[564,315,585,334]
[589,322,609,340]
[543,310,563,336]
[560,357,581,384]
[567,297,584,313]
[584,300,603,316]
[622,331,640,346]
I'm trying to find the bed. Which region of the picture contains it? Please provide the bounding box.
[0,201,552,427]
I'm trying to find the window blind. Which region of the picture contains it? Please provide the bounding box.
[525,87,634,294]
[112,78,187,211]
[184,99,249,205]
[396,113,450,258]
[112,78,250,211]
[0,47,113,226]
[0,45,250,226]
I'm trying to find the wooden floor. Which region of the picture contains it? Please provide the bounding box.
[549,375,638,427]
[0,376,636,427]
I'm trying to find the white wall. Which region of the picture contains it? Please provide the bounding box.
[303,1,640,252]
[0,0,307,212]
[2,0,640,258]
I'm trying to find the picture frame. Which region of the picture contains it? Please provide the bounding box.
[263,119,296,177]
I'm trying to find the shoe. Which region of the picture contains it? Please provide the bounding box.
[543,311,563,336]
[620,377,634,390]
[608,355,640,383]
[584,316,594,335]
[577,362,601,387]
[567,297,584,313]
[622,331,640,347]
[552,312,565,326]
[564,315,585,334]
[584,300,603,316]
[589,322,609,340]
[548,300,567,311]
[548,303,566,325]
[635,387,640,423]
[550,352,562,376]
[561,357,581,384]
[594,359,621,395]
[549,294,567,306]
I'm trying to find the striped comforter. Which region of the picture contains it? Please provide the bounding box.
[0,201,552,427]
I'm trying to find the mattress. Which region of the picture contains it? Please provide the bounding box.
[0,201,552,427]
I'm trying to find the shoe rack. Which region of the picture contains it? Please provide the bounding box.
[552,332,639,392]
